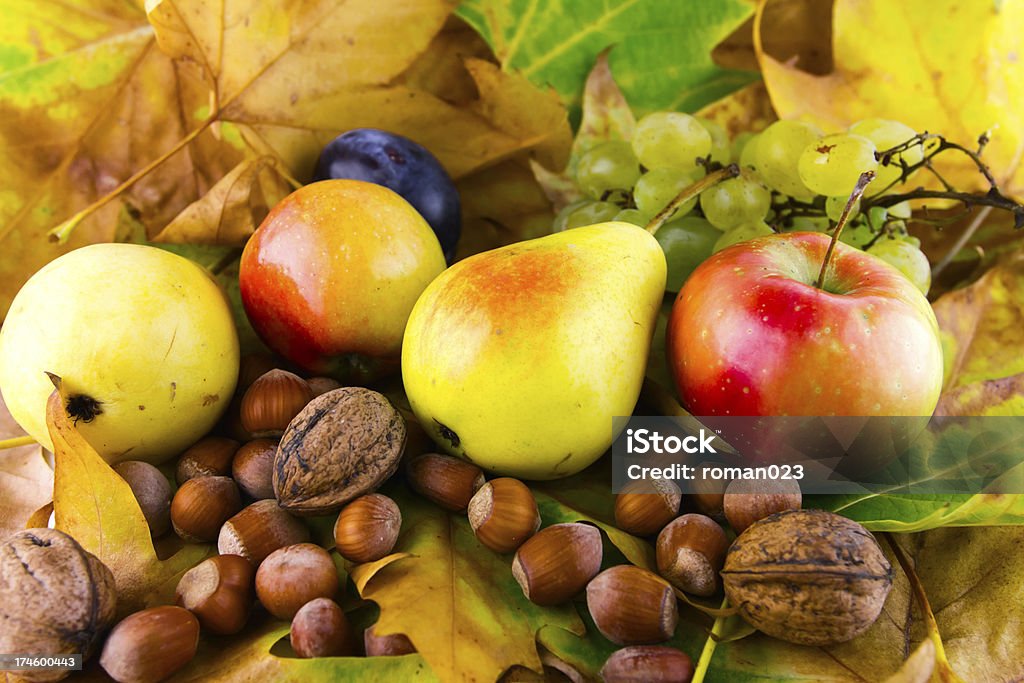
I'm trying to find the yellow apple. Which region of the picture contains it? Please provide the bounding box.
[0,244,239,464]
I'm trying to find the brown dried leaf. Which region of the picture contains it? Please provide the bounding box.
[0,395,52,540]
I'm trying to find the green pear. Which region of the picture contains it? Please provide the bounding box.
[402,221,667,480]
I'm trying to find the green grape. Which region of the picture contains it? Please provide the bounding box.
[798,133,879,197]
[712,221,774,253]
[899,234,922,248]
[867,238,931,294]
[888,200,912,219]
[733,132,757,168]
[697,118,731,165]
[554,200,620,231]
[631,112,712,170]
[699,174,771,230]
[837,221,875,249]
[655,216,723,291]
[634,167,702,221]
[848,119,923,191]
[825,195,861,222]
[867,205,889,229]
[614,208,648,226]
[575,141,641,199]
[755,120,823,198]
[787,215,830,233]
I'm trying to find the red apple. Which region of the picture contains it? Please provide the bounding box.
[240,180,445,379]
[667,232,943,417]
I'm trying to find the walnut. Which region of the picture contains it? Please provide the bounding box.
[273,387,405,515]
[720,509,892,646]
[0,529,117,682]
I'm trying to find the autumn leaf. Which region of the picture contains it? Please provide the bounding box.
[755,0,1024,196]
[46,388,211,616]
[357,484,583,683]
[457,0,758,122]
[0,394,52,540]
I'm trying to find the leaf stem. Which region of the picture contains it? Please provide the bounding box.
[645,165,739,236]
[692,596,731,683]
[815,171,875,290]
[48,114,220,244]
[884,534,966,683]
[0,435,36,450]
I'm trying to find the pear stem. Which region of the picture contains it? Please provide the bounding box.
[814,171,876,290]
[644,165,740,236]
[0,435,36,451]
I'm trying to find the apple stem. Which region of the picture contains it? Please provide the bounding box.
[814,171,876,290]
[0,435,37,451]
[645,165,740,236]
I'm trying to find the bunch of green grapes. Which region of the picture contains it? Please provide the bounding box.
[558,112,931,294]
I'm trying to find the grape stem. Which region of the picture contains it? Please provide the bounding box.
[815,171,876,290]
[644,164,740,236]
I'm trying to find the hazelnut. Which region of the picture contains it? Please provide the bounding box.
[175,436,239,485]
[364,624,417,656]
[306,376,342,397]
[333,494,402,564]
[0,529,117,681]
[237,353,278,393]
[467,478,540,553]
[290,598,356,658]
[721,509,892,646]
[114,460,171,537]
[600,646,694,683]
[218,499,311,565]
[99,606,199,683]
[655,514,728,597]
[255,543,339,620]
[689,461,727,519]
[240,369,313,436]
[407,453,485,512]
[232,439,277,500]
[170,476,243,543]
[511,523,602,606]
[274,388,406,515]
[175,554,254,635]
[723,478,801,534]
[586,565,678,645]
[614,480,681,536]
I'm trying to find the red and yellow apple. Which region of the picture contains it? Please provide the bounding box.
[667,232,943,416]
[239,180,446,380]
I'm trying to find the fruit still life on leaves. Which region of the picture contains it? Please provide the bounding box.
[2,1,1024,682]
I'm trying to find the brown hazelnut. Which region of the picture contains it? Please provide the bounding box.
[511,523,602,606]
[274,388,406,515]
[290,598,356,658]
[237,353,278,393]
[240,369,313,436]
[586,565,678,645]
[723,478,801,534]
[114,460,171,537]
[175,436,239,485]
[255,543,339,620]
[721,509,892,646]
[467,478,540,553]
[689,461,727,519]
[218,499,311,565]
[232,439,277,500]
[306,376,342,397]
[364,624,417,656]
[655,514,728,597]
[175,554,254,635]
[407,453,485,512]
[99,606,199,683]
[333,494,402,564]
[0,529,117,681]
[600,646,694,683]
[614,480,681,536]
[170,476,242,543]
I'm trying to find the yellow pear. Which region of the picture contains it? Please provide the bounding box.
[402,222,667,479]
